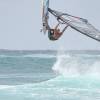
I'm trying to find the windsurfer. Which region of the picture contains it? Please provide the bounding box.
[48,23,69,40]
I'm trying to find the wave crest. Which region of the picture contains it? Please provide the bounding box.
[52,52,100,77]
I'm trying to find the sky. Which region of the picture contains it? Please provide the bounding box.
[0,0,100,50]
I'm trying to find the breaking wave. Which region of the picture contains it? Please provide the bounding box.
[52,52,100,78]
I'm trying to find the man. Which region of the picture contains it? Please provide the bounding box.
[48,23,69,41]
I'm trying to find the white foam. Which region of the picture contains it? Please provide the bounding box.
[23,54,56,58]
[0,85,15,90]
[52,51,100,78]
[0,54,56,58]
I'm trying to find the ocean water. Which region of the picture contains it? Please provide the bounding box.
[0,50,100,100]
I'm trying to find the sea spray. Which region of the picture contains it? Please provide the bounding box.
[52,51,100,78]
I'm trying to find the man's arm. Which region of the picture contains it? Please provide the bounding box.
[54,23,60,29]
[61,24,69,33]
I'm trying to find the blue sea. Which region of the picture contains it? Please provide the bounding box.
[0,50,100,100]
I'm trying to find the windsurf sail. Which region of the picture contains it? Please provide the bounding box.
[48,8,100,41]
[41,1,100,42]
